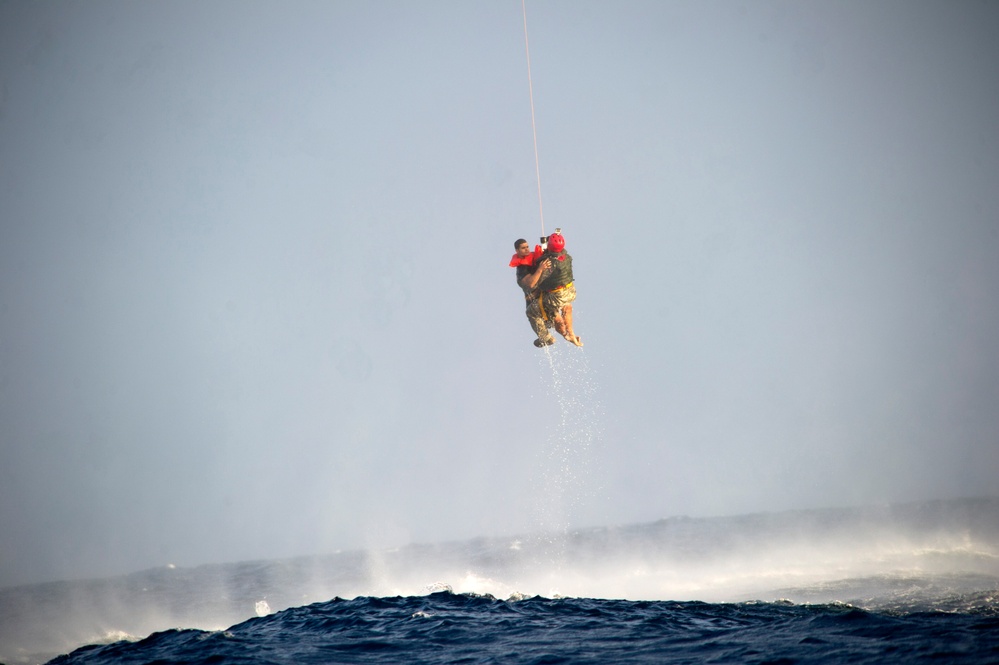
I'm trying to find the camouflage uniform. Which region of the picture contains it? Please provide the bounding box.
[518,263,554,344]
[537,249,575,319]
[535,248,580,346]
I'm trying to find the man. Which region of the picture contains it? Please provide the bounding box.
[510,238,555,347]
[536,231,582,347]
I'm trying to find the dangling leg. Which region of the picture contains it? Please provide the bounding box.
[563,303,583,346]
[553,309,569,338]
[526,299,555,346]
[549,285,582,347]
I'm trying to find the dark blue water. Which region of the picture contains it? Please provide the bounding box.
[47,591,999,664]
[3,497,997,664]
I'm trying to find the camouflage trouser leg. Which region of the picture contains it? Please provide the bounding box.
[526,298,554,343]
[541,283,578,340]
[541,283,577,319]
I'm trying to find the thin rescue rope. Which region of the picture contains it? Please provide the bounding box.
[522,0,545,237]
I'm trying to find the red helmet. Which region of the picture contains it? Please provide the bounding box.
[548,232,565,252]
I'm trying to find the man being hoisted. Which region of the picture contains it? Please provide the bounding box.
[510,237,555,347]
[521,229,583,347]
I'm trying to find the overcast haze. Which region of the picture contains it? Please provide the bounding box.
[2,0,998,589]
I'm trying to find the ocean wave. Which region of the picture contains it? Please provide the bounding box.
[3,496,998,664]
[47,592,999,665]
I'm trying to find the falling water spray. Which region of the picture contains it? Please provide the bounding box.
[531,344,604,575]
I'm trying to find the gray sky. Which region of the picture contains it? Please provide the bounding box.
[2,0,997,588]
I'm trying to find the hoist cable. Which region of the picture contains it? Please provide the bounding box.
[522,0,545,237]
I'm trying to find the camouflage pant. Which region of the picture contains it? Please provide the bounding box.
[540,282,576,320]
[525,283,576,341]
[525,296,553,342]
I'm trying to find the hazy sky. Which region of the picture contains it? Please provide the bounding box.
[2,0,997,588]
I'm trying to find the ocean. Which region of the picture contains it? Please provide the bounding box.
[2,497,997,664]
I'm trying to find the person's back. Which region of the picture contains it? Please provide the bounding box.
[538,232,582,347]
[536,248,573,293]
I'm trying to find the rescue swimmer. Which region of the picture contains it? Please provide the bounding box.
[511,229,582,348]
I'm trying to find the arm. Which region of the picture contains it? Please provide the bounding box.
[519,258,551,291]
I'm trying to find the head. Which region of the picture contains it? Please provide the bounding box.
[547,232,565,253]
[514,238,531,258]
